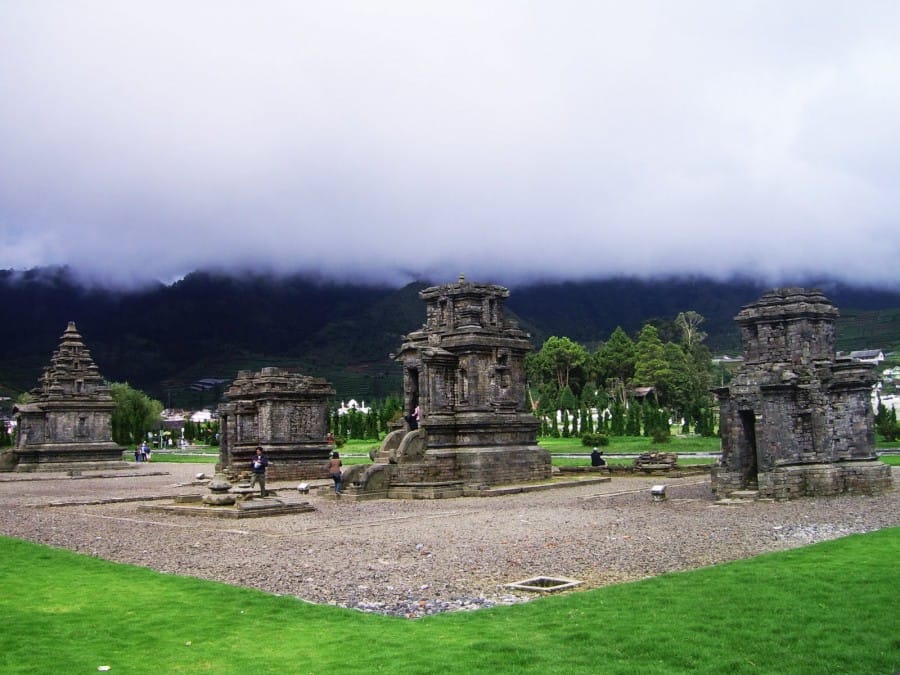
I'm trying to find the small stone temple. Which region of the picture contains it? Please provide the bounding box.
[713,288,891,500]
[4,322,127,472]
[217,367,335,480]
[345,276,550,498]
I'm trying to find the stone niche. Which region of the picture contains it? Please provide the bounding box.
[5,322,127,472]
[349,276,550,498]
[713,288,891,500]
[217,367,335,480]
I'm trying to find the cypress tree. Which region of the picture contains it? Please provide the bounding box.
[626,401,642,436]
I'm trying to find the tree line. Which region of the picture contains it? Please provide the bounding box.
[328,396,404,444]
[525,311,719,442]
[2,308,719,449]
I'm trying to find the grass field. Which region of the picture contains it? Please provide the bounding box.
[146,436,900,467]
[1,528,897,674]
[536,435,721,455]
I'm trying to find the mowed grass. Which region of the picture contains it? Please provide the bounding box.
[143,438,900,468]
[1,529,898,674]
[537,434,722,455]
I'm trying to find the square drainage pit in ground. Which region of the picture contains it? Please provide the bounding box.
[505,576,583,593]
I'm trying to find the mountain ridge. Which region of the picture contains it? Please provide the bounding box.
[2,267,898,407]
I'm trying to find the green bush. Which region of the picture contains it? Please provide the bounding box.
[876,405,898,442]
[652,429,671,444]
[581,433,609,447]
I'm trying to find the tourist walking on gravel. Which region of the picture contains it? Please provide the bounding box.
[250,446,269,497]
[328,451,343,494]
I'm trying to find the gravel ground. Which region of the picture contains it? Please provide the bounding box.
[0,464,897,618]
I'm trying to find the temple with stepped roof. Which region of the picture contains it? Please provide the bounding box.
[5,322,127,472]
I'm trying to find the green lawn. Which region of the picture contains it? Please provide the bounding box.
[552,455,716,467]
[136,451,218,463]
[142,437,900,468]
[1,528,897,674]
[537,434,721,455]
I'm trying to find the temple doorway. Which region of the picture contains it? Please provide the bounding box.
[738,410,758,488]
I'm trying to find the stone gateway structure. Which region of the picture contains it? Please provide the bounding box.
[217,367,335,480]
[4,322,126,472]
[346,276,551,498]
[713,288,891,500]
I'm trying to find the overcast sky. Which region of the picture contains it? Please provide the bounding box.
[1,2,898,289]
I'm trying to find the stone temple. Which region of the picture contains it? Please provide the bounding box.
[713,288,891,500]
[217,367,335,480]
[4,322,126,472]
[345,276,551,498]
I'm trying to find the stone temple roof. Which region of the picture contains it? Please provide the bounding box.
[35,321,111,401]
[735,287,839,324]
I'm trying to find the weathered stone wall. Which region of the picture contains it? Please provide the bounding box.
[389,451,458,483]
[755,462,892,500]
[40,408,114,444]
[387,447,551,487]
[452,447,552,485]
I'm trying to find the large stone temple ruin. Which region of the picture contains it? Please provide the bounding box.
[713,288,892,500]
[4,322,127,472]
[345,276,551,498]
[217,367,335,480]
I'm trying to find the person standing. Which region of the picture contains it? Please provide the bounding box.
[249,446,269,497]
[406,405,421,430]
[328,451,343,495]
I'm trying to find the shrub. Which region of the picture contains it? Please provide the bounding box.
[652,429,672,444]
[581,433,609,447]
[876,405,898,442]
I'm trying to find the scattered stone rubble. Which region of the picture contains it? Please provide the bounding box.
[633,451,679,472]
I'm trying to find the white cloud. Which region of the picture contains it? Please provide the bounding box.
[1,1,898,287]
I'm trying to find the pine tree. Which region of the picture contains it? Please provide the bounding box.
[625,401,642,436]
[610,400,625,435]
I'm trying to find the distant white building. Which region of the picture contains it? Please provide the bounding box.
[851,349,885,364]
[337,399,370,415]
[712,355,744,366]
[876,393,900,414]
[190,409,214,423]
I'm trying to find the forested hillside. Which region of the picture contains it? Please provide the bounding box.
[2,267,898,407]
